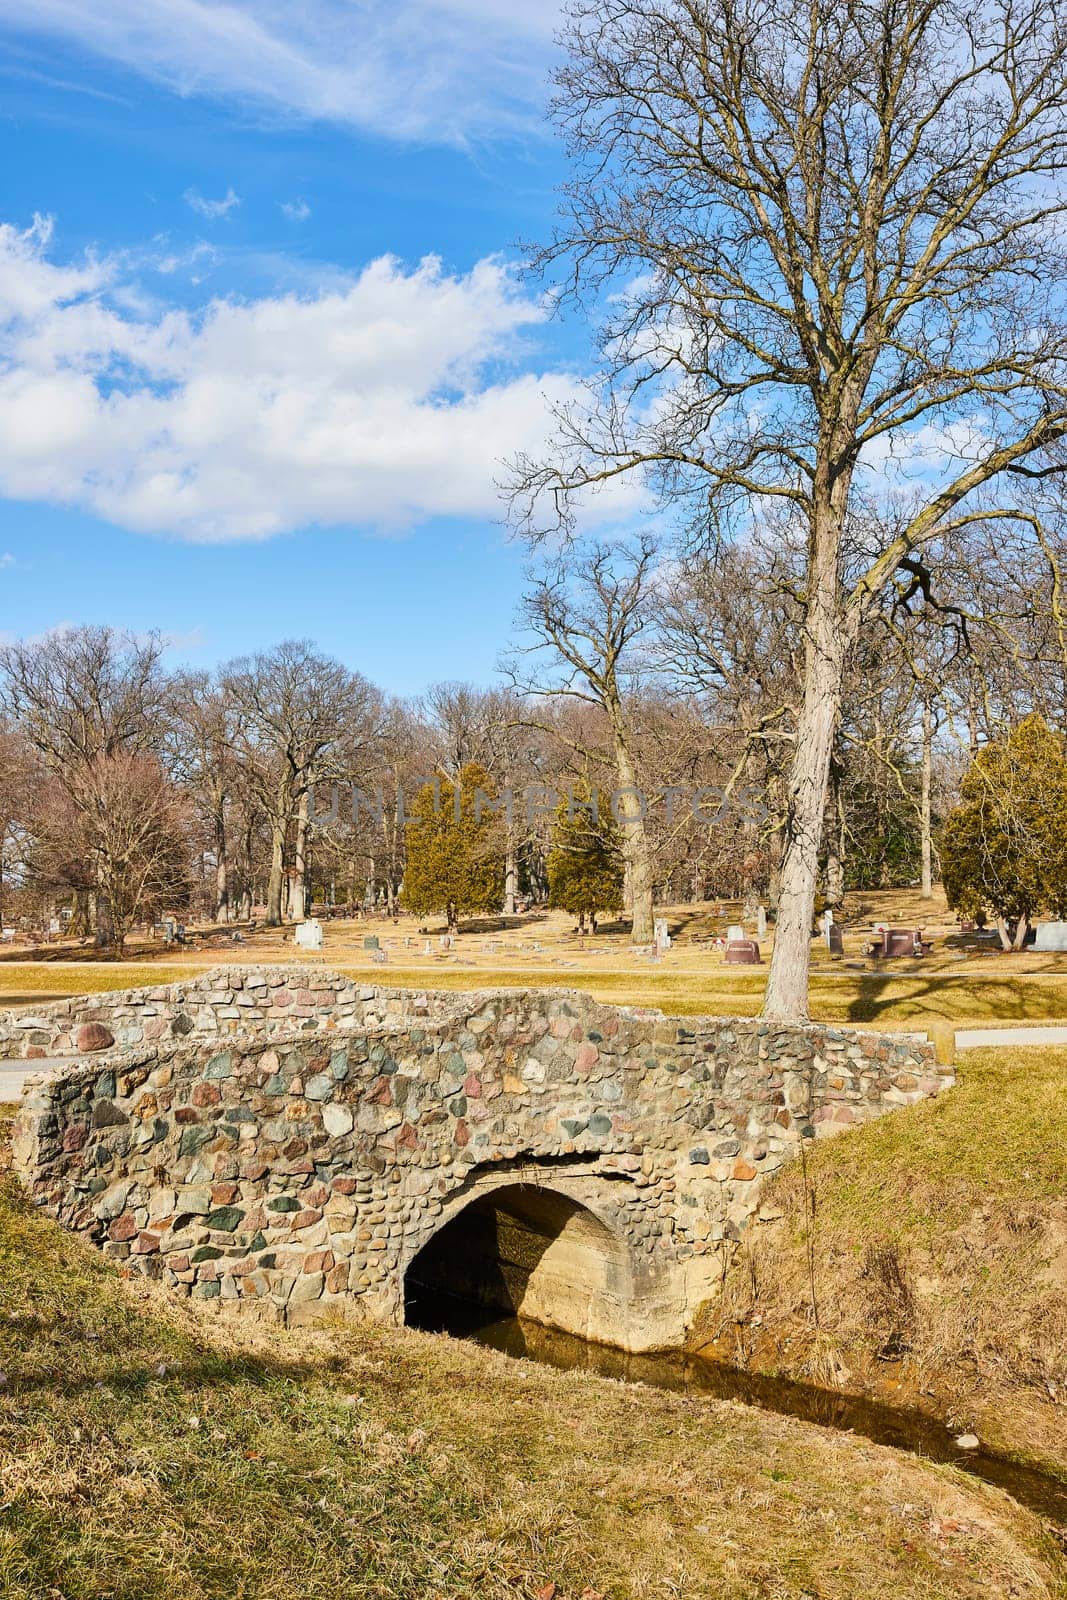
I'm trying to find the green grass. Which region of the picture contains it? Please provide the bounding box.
[0,1157,1063,1599]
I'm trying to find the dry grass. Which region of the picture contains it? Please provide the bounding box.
[0,1164,1063,1600]
[6,887,1067,1028]
[700,1046,1067,1476]
[8,954,1067,1031]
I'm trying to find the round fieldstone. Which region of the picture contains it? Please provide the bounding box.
[77,1022,115,1053]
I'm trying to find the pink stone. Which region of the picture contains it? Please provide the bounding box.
[76,1022,114,1052]
[463,1073,482,1098]
[272,990,293,1008]
[575,1043,599,1072]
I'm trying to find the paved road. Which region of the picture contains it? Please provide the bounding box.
[953,1025,1067,1050]
[0,1058,77,1105]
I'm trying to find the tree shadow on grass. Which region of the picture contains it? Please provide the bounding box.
[843,973,1057,1023]
[0,1331,353,1402]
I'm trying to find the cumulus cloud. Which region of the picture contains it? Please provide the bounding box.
[0,215,625,543]
[0,0,561,144]
[183,186,241,219]
[280,198,311,222]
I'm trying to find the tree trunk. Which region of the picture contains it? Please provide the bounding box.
[291,791,309,922]
[825,755,845,909]
[266,821,285,926]
[921,698,934,898]
[612,732,655,945]
[763,501,848,1019]
[503,836,518,917]
[214,811,229,923]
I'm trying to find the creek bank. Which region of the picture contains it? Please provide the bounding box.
[691,1043,1067,1481]
[425,1298,1067,1531]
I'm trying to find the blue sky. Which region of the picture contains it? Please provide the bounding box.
[0,1,606,694]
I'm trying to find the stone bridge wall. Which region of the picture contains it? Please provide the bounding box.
[0,968,445,1059]
[10,977,949,1348]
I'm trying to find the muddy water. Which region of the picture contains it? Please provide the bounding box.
[422,1297,1067,1528]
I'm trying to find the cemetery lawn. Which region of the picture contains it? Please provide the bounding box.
[0,1147,1063,1600]
[7,958,1067,1028]
[698,1045,1067,1478]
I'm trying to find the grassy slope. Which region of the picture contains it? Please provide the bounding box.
[7,959,1067,1027]
[0,1169,1063,1600]
[699,1046,1067,1474]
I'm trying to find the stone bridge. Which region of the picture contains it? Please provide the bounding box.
[9,968,950,1351]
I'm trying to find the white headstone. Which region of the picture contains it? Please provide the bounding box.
[1034,920,1067,951]
[756,905,767,939]
[294,918,324,950]
[654,917,671,952]
[727,923,745,943]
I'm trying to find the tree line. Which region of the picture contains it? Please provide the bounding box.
[0,503,1058,961]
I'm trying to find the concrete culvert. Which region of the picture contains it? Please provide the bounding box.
[403,1183,632,1347]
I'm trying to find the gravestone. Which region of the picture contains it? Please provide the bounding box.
[725,938,761,965]
[363,934,380,950]
[727,923,745,943]
[294,919,324,951]
[1034,920,1067,951]
[654,917,671,953]
[756,905,768,939]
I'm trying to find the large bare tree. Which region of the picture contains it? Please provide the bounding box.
[223,642,381,926]
[511,0,1067,1015]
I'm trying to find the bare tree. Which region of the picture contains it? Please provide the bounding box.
[513,537,659,943]
[223,642,381,925]
[511,0,1067,1015]
[0,626,167,934]
[34,754,191,957]
[170,673,243,922]
[0,724,36,928]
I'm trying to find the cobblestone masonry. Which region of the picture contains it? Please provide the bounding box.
[9,969,951,1349]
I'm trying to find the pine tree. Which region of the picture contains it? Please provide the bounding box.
[400,763,505,934]
[547,786,624,933]
[941,715,1067,950]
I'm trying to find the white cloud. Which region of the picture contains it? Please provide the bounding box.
[0,552,15,568]
[184,186,241,219]
[0,0,561,145]
[280,198,311,222]
[0,215,631,543]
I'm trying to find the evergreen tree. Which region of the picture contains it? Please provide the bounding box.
[400,763,504,933]
[547,787,624,933]
[941,716,1067,950]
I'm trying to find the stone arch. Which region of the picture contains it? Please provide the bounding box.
[402,1174,635,1348]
